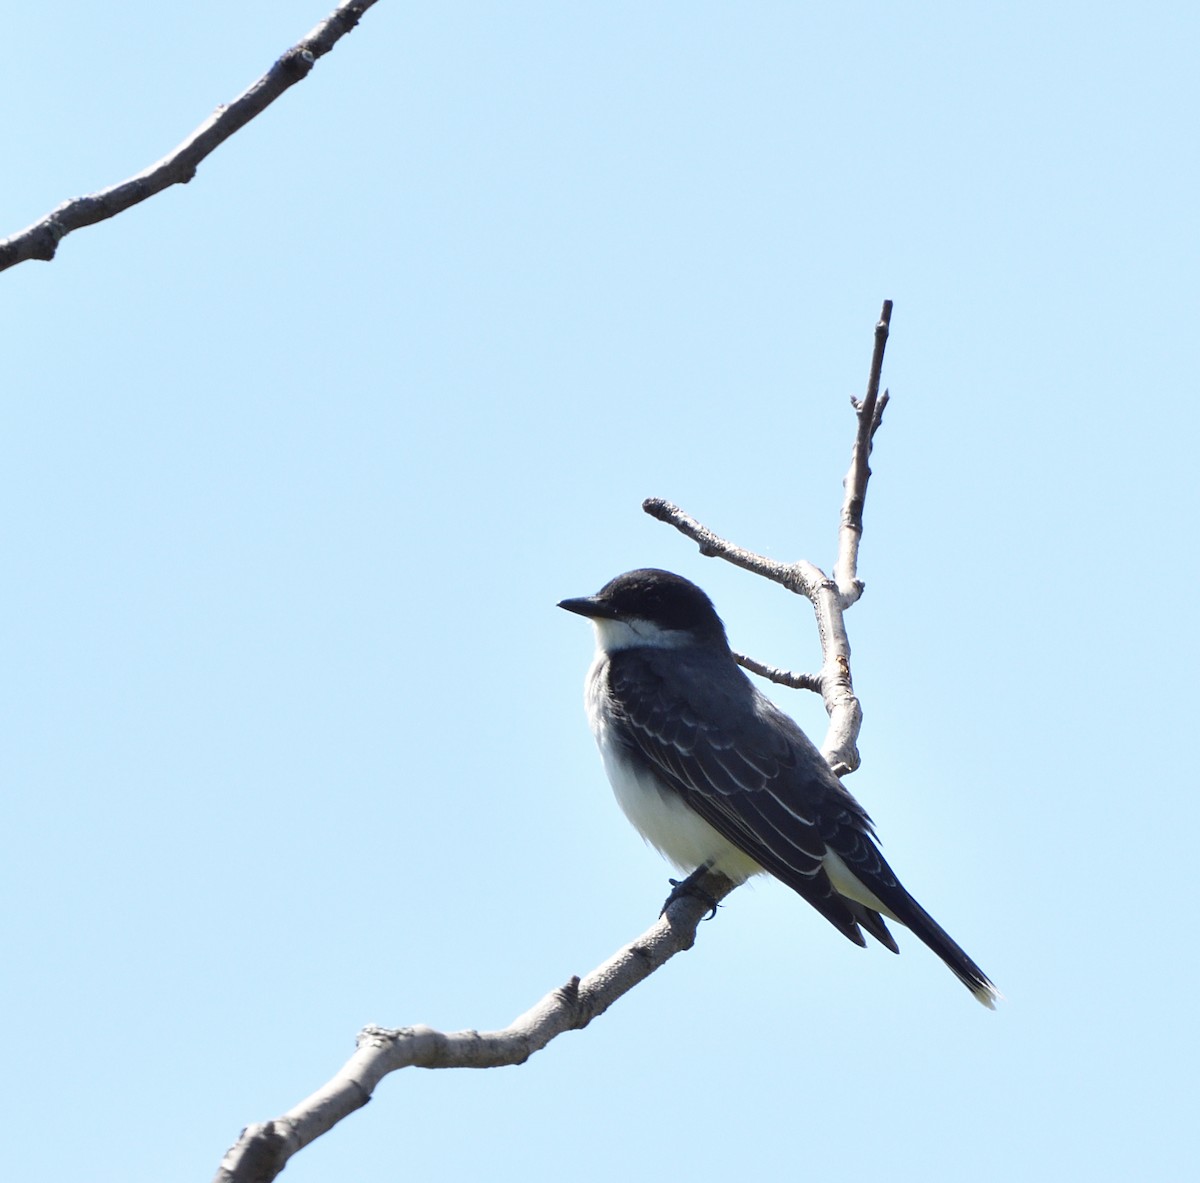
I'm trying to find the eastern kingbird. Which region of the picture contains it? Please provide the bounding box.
[559,568,997,1007]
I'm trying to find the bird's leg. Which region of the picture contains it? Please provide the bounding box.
[661,865,721,920]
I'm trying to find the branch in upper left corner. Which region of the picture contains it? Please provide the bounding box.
[0,1,380,273]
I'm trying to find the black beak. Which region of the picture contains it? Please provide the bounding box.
[557,595,619,620]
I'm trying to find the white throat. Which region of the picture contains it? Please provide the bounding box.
[591,616,696,653]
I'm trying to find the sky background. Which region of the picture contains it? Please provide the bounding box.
[3,3,1197,1180]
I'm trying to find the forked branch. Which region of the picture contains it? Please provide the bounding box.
[644,300,893,775]
[214,304,896,1179]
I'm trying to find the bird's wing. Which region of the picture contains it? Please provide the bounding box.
[608,649,886,948]
[608,649,998,1005]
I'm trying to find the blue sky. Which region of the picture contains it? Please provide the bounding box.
[3,3,1197,1180]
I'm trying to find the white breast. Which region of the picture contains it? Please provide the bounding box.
[585,653,764,883]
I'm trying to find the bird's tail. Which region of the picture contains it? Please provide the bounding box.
[889,892,999,1008]
[824,849,999,1007]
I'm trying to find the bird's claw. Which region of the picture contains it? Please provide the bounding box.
[661,871,720,920]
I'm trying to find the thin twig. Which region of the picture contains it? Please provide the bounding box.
[639,499,827,690]
[834,301,892,605]
[641,498,825,596]
[732,652,824,692]
[0,0,380,273]
[213,870,737,1183]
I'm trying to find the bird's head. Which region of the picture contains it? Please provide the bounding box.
[558,568,728,651]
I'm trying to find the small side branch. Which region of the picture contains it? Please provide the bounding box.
[641,498,826,597]
[643,302,894,776]
[213,870,736,1183]
[0,0,380,273]
[732,652,824,692]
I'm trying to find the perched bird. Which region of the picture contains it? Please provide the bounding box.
[559,567,997,1007]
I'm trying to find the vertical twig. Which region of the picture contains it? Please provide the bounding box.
[834,301,892,605]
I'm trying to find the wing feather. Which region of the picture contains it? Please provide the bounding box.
[607,649,880,946]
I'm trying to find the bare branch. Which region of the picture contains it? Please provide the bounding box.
[216,305,895,1178]
[644,493,865,773]
[643,303,894,775]
[213,870,737,1183]
[640,498,827,596]
[0,0,380,273]
[732,652,824,692]
[834,301,892,605]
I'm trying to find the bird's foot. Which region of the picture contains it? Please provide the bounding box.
[661,867,721,920]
